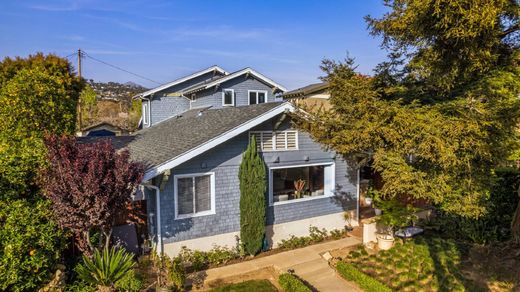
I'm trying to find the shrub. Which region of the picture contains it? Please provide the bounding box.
[166,257,185,291]
[336,262,392,292]
[177,245,239,272]
[0,199,65,291]
[278,273,312,292]
[238,136,267,256]
[277,226,336,249]
[115,269,143,292]
[75,246,135,289]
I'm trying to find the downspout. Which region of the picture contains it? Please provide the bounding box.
[147,98,152,127]
[144,184,162,255]
[356,168,360,224]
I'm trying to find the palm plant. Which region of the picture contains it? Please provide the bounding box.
[75,246,135,292]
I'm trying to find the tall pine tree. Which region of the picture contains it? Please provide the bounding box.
[239,136,267,255]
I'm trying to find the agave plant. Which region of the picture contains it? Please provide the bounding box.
[75,246,135,291]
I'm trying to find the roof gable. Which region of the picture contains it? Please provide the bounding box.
[126,102,294,181]
[183,68,287,95]
[134,65,228,99]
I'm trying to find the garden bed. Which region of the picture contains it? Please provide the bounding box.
[209,279,278,292]
[337,236,481,291]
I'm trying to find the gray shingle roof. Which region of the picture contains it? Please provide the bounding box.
[126,102,285,170]
[282,82,328,98]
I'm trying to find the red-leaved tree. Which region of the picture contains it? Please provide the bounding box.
[40,135,144,254]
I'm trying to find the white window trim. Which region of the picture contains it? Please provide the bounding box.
[142,101,149,125]
[222,88,235,107]
[247,90,268,105]
[249,130,299,152]
[268,162,335,206]
[173,172,216,220]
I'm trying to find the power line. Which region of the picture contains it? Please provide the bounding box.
[81,51,161,85]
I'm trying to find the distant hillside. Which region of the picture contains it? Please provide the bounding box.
[86,79,148,103]
[81,80,148,132]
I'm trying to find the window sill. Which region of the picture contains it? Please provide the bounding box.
[175,210,215,220]
[270,194,332,206]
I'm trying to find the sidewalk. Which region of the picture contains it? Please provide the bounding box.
[192,236,363,291]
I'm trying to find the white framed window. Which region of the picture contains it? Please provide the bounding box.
[222,89,235,106]
[248,90,268,105]
[268,163,335,206]
[142,102,149,125]
[249,131,298,151]
[174,172,215,219]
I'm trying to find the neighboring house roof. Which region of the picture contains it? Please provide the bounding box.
[182,67,287,95]
[78,122,129,137]
[126,102,294,180]
[77,135,136,149]
[134,65,228,99]
[81,121,124,132]
[282,82,328,99]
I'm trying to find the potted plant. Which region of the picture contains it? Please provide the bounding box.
[293,179,306,199]
[374,197,418,250]
[343,211,354,232]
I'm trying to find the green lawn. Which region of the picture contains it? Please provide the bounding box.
[210,279,278,292]
[341,236,480,291]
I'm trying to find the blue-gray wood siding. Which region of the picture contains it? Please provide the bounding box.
[155,116,358,245]
[144,71,225,127]
[147,96,190,126]
[190,76,278,109]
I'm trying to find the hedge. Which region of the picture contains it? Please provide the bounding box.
[278,273,311,292]
[336,262,392,292]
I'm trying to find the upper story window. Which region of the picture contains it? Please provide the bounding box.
[249,131,298,151]
[174,172,215,219]
[142,102,149,125]
[222,89,235,106]
[248,90,267,105]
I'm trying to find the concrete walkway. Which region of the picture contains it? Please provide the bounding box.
[194,236,363,291]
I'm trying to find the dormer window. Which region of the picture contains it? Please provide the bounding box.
[248,90,267,105]
[222,89,234,106]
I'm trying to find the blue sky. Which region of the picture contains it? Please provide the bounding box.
[0,0,388,89]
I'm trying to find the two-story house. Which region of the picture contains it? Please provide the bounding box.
[119,66,359,256]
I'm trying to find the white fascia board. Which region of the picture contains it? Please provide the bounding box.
[143,102,295,181]
[133,66,228,99]
[190,68,287,93]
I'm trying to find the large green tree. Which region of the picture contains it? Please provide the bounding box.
[0,53,82,290]
[239,136,267,255]
[295,0,519,218]
[0,53,81,200]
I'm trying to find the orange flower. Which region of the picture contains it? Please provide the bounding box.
[29,249,36,256]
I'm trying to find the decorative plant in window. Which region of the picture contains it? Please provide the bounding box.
[294,179,306,198]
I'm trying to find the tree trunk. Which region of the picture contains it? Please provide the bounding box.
[512,185,520,243]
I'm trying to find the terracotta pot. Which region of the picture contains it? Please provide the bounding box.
[376,234,394,250]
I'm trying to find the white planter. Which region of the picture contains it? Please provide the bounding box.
[365,197,372,206]
[374,208,382,216]
[376,234,395,250]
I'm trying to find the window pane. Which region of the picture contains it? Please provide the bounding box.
[177,178,194,215]
[258,92,266,103]
[195,175,211,212]
[272,166,325,202]
[249,92,257,104]
[224,90,233,105]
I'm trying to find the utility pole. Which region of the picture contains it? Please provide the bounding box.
[77,48,82,80]
[77,49,83,131]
